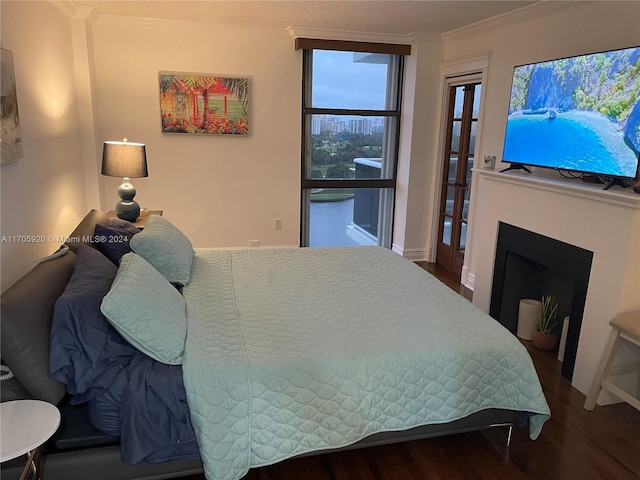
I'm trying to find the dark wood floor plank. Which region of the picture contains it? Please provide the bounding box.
[393,442,449,480]
[401,433,529,480]
[329,447,415,480]
[175,263,640,480]
[252,455,335,480]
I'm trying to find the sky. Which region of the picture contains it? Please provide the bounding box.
[311,50,389,110]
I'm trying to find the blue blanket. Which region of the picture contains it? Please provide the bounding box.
[49,245,199,464]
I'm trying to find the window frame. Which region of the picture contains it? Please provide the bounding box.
[300,46,406,247]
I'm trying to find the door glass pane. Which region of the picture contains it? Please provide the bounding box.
[441,216,452,246]
[309,188,392,247]
[459,221,467,251]
[472,84,482,117]
[450,121,461,151]
[445,186,455,215]
[311,50,391,110]
[462,187,470,221]
[469,121,477,152]
[453,86,465,117]
[308,115,395,180]
[466,155,474,180]
[447,155,458,183]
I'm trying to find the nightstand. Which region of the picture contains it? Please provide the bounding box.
[106,209,163,229]
[1,400,60,479]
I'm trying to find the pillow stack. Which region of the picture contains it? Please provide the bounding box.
[51,214,195,392]
[100,215,194,365]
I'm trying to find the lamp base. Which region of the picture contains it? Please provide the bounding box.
[115,177,140,222]
[115,201,141,222]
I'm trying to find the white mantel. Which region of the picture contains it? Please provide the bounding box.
[466,169,640,398]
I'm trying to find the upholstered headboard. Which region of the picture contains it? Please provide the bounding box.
[0,209,111,403]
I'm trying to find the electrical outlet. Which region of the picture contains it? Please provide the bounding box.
[274,218,282,230]
[248,240,260,247]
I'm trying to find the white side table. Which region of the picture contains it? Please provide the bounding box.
[1,400,61,480]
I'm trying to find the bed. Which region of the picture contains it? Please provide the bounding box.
[0,210,550,480]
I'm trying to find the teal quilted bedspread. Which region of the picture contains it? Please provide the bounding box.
[182,247,550,480]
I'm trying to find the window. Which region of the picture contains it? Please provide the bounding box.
[298,40,408,248]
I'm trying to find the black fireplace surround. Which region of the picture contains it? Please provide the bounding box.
[489,222,593,380]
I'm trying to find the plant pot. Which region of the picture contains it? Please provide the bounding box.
[533,331,557,350]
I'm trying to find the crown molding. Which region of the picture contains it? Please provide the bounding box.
[443,1,589,43]
[73,6,100,24]
[93,14,176,31]
[91,13,285,34]
[407,32,443,45]
[440,51,492,77]
[49,0,77,18]
[49,1,282,33]
[50,1,99,24]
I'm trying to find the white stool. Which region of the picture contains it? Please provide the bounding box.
[584,311,640,411]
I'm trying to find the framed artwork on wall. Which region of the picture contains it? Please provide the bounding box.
[1,48,23,164]
[159,72,249,136]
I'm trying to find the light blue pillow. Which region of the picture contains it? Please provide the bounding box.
[129,215,194,285]
[100,253,186,365]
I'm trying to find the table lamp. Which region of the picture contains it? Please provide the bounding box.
[101,138,148,222]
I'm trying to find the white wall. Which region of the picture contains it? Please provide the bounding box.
[90,16,302,249]
[393,34,443,259]
[0,1,86,292]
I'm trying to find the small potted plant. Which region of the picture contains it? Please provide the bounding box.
[533,294,559,350]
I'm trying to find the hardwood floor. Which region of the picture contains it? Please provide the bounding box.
[181,263,640,480]
[414,261,473,301]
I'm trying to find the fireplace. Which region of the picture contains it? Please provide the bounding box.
[468,170,639,397]
[489,222,593,380]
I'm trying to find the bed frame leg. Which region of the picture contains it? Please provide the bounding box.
[490,422,514,447]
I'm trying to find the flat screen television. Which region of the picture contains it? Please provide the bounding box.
[502,46,640,189]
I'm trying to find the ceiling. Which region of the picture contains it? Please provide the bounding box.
[72,0,540,35]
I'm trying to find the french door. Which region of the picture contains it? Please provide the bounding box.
[435,80,481,275]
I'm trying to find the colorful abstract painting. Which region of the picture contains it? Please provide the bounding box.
[1,49,23,163]
[159,72,249,136]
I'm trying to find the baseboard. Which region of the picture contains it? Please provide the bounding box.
[461,266,475,291]
[392,244,429,262]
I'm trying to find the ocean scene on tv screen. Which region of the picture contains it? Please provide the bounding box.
[503,47,640,178]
